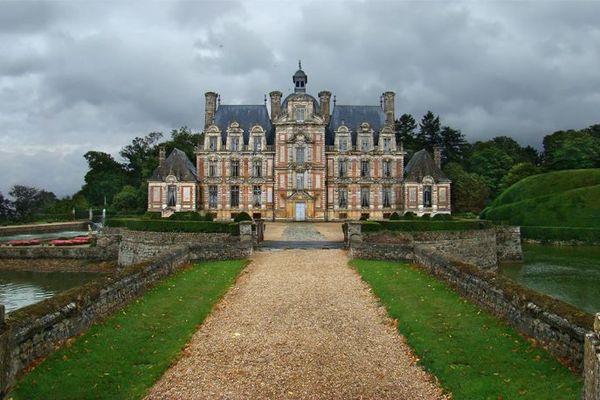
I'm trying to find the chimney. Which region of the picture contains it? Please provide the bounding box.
[269,91,282,120]
[204,91,218,129]
[159,147,166,166]
[318,91,332,125]
[382,91,395,127]
[433,145,442,169]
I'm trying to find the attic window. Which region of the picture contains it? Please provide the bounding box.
[295,107,305,122]
[209,136,218,151]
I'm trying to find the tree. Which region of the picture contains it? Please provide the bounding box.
[444,162,490,213]
[111,185,144,212]
[0,192,14,220]
[439,126,469,165]
[542,130,600,170]
[81,151,128,207]
[8,185,57,220]
[468,147,513,196]
[498,162,541,192]
[120,131,163,188]
[395,113,417,149]
[417,111,441,150]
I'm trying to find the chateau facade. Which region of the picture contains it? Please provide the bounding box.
[148,65,451,220]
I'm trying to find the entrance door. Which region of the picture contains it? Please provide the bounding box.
[295,202,306,221]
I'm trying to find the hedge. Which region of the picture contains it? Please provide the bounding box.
[106,218,239,235]
[521,226,600,243]
[361,220,492,232]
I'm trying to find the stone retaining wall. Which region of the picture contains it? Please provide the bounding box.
[0,248,191,396]
[412,247,588,369]
[584,315,600,400]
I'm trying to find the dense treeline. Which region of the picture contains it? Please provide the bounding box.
[1,117,599,223]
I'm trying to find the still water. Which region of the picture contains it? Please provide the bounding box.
[0,270,100,313]
[500,244,600,314]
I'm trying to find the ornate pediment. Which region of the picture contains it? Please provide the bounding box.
[288,190,314,200]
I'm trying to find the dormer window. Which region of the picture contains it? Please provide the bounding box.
[339,138,348,152]
[253,136,262,152]
[231,137,240,151]
[361,139,369,152]
[383,137,391,152]
[209,136,218,151]
[295,107,305,122]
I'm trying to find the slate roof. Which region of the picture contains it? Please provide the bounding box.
[326,105,386,146]
[149,148,198,182]
[404,149,449,183]
[213,104,274,145]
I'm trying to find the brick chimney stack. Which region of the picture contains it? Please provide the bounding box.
[204,91,218,129]
[269,91,282,120]
[318,91,332,125]
[433,145,442,169]
[382,91,395,127]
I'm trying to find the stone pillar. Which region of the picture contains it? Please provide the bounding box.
[204,91,218,129]
[239,221,253,243]
[382,91,395,127]
[347,221,362,246]
[318,90,332,125]
[433,145,442,169]
[269,91,282,120]
[584,313,600,400]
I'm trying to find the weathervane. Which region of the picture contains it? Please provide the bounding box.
[298,60,302,69]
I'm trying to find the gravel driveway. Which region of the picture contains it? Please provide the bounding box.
[145,249,445,400]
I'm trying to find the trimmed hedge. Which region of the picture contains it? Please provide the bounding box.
[361,220,492,232]
[521,226,600,244]
[168,211,204,221]
[106,218,239,234]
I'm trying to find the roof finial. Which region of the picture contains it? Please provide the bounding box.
[333,95,337,105]
[217,94,221,106]
[380,95,383,107]
[264,94,267,104]
[298,59,302,70]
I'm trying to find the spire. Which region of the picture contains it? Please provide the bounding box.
[299,60,302,69]
[293,61,307,93]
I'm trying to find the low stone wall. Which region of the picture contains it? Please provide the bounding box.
[495,225,523,260]
[0,247,192,396]
[412,247,589,370]
[0,244,116,262]
[0,221,90,237]
[584,315,600,399]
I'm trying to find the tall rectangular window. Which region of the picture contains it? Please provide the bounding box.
[230,185,239,208]
[209,136,218,151]
[231,137,240,151]
[361,187,370,208]
[383,160,392,177]
[252,185,262,207]
[209,185,218,208]
[382,186,392,208]
[253,137,262,151]
[296,147,304,163]
[183,187,191,202]
[208,161,217,177]
[253,160,262,177]
[339,138,348,152]
[339,188,348,208]
[361,139,369,152]
[338,160,347,177]
[152,187,160,202]
[361,160,370,177]
[231,160,239,177]
[295,107,305,122]
[383,137,391,152]
[296,173,304,190]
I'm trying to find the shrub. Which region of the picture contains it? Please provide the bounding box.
[521,226,600,244]
[432,213,452,221]
[168,211,203,221]
[204,212,215,221]
[403,212,416,219]
[233,211,252,222]
[389,212,401,220]
[421,213,431,219]
[361,220,491,233]
[106,218,238,234]
[143,212,162,220]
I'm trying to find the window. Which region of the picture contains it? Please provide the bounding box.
[183,187,191,202]
[409,187,417,203]
[167,185,177,207]
[208,161,217,177]
[424,185,432,207]
[296,172,304,190]
[339,138,348,152]
[152,187,160,202]
[253,137,262,152]
[383,160,392,177]
[338,160,348,177]
[383,187,392,208]
[209,136,218,151]
[231,160,239,177]
[253,185,262,207]
[209,186,218,208]
[383,138,391,152]
[295,107,305,122]
[339,188,348,208]
[296,147,304,163]
[230,185,239,208]
[253,160,262,177]
[361,160,370,177]
[361,187,370,208]
[439,187,447,204]
[361,139,369,152]
[231,136,240,151]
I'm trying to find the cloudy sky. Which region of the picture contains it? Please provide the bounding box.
[1,0,600,197]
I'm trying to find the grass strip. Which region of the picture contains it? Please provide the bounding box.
[352,259,583,400]
[9,260,247,400]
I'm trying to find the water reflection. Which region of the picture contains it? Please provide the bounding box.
[0,270,100,313]
[500,244,600,314]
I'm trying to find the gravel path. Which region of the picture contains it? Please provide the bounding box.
[145,250,445,400]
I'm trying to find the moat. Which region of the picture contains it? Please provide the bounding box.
[500,243,600,314]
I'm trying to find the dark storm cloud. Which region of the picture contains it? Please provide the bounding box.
[1,0,600,196]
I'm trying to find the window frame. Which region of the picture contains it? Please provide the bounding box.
[230,185,240,208]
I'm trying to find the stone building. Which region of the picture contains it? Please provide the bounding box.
[148,64,451,220]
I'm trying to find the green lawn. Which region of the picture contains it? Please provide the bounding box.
[9,260,247,400]
[352,259,583,400]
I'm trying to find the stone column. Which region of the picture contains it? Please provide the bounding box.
[239,221,253,243]
[347,221,362,246]
[584,313,600,400]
